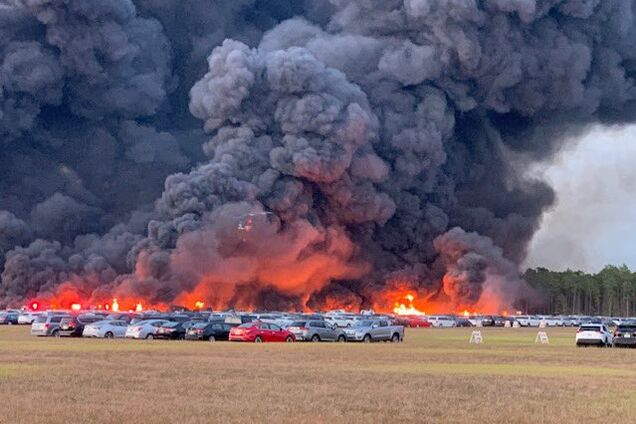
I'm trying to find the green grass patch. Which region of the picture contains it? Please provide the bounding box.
[0,363,40,378]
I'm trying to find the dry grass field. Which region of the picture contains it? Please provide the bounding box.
[1,326,635,424]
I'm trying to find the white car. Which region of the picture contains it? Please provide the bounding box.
[326,315,360,328]
[325,310,347,316]
[468,316,483,327]
[18,312,43,325]
[576,324,613,347]
[125,320,169,339]
[537,316,562,327]
[83,320,128,338]
[427,316,456,328]
[515,315,540,327]
[556,316,575,327]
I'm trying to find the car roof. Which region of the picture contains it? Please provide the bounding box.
[136,319,165,324]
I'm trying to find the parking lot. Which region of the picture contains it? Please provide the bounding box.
[1,326,636,424]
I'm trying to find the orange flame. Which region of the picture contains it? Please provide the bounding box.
[36,271,512,315]
[392,293,426,316]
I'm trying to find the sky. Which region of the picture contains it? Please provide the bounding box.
[524,125,636,273]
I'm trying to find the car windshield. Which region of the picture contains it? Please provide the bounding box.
[238,322,255,328]
[34,316,48,323]
[290,321,307,327]
[618,325,636,331]
[355,320,374,327]
[580,326,601,332]
[192,323,207,329]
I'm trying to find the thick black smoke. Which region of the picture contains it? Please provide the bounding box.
[1,0,636,311]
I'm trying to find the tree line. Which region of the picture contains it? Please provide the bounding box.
[523,266,636,317]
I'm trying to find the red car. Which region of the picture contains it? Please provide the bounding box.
[229,321,295,343]
[404,316,431,328]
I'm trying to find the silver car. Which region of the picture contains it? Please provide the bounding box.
[30,314,70,337]
[125,319,169,339]
[83,320,128,338]
[287,320,347,342]
[343,320,404,342]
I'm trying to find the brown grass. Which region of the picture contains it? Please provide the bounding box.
[1,326,635,424]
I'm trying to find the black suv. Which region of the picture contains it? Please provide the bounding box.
[58,315,105,337]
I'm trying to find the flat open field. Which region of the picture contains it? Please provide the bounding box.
[1,327,635,424]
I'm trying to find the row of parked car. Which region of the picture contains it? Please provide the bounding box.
[393,314,636,328]
[3,308,635,328]
[575,322,636,348]
[19,310,405,343]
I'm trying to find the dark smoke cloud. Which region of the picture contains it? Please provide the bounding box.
[1,1,636,311]
[433,227,523,309]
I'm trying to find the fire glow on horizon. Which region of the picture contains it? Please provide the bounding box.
[24,290,508,316]
[24,277,512,316]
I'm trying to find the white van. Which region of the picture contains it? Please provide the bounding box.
[427,315,457,328]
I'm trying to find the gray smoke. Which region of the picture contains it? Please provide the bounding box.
[1,0,636,311]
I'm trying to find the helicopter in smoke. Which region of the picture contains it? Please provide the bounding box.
[236,211,277,242]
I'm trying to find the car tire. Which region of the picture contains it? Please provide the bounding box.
[337,335,346,343]
[363,334,372,343]
[391,333,400,343]
[52,329,59,337]
[254,336,263,343]
[285,336,294,343]
[146,334,154,340]
[208,335,216,342]
[311,334,320,342]
[105,332,114,339]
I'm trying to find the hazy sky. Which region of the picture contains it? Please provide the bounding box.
[524,125,636,273]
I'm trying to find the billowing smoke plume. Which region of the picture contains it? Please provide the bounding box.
[1,0,636,312]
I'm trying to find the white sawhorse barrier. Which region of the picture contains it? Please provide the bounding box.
[469,330,483,344]
[535,331,550,344]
